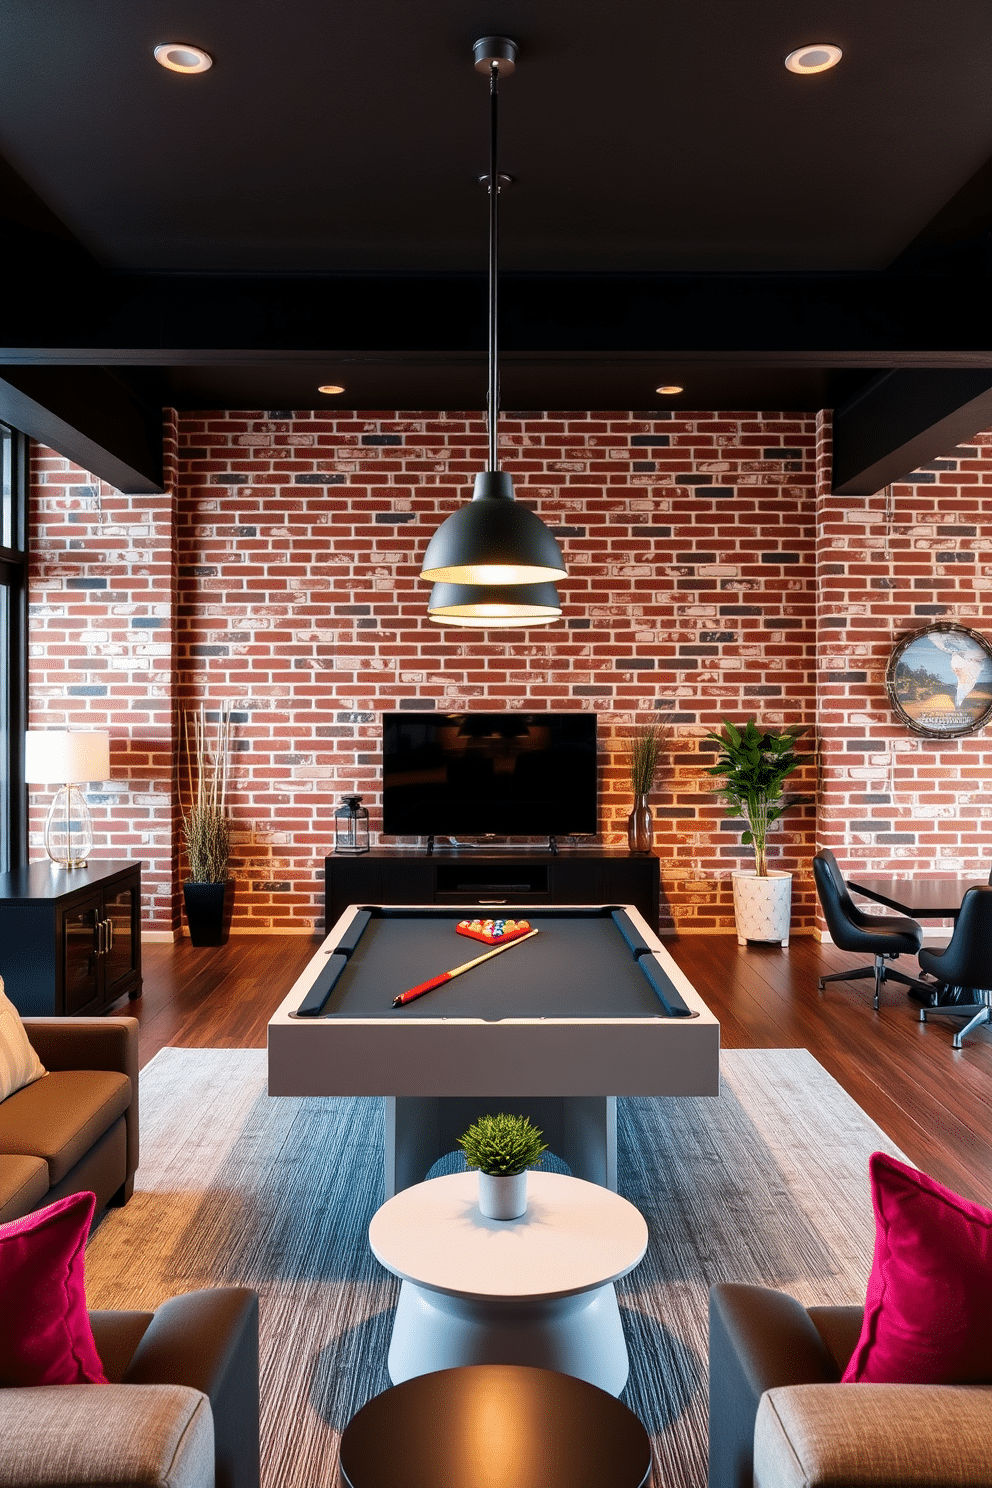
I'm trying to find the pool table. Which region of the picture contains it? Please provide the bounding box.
[267,904,720,1195]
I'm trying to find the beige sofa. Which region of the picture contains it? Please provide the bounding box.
[0,1016,138,1223]
[709,1283,992,1488]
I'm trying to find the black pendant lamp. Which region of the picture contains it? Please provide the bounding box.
[427,580,562,627]
[420,37,566,614]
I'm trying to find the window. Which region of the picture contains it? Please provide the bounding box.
[0,424,27,873]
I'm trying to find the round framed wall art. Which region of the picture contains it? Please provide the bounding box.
[885,622,992,738]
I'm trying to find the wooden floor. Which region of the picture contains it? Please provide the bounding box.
[132,930,992,1205]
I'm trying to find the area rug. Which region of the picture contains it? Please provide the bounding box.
[85,1049,905,1488]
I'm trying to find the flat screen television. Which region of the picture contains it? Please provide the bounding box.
[381,712,598,839]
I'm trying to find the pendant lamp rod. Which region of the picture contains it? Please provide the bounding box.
[419,36,566,599]
[488,58,499,473]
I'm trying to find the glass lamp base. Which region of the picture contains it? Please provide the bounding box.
[44,784,95,868]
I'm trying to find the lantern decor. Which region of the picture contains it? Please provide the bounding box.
[335,795,370,855]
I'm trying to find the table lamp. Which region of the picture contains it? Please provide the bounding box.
[25,730,111,867]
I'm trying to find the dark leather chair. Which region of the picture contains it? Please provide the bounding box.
[918,884,992,1047]
[812,849,922,1009]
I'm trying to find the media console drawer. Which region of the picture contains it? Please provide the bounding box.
[324,850,659,932]
[435,864,550,897]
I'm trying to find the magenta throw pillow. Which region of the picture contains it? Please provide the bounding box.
[0,1190,107,1385]
[842,1151,992,1384]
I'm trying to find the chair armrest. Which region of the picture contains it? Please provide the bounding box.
[124,1288,260,1488]
[755,1383,992,1488]
[24,1017,139,1190]
[708,1285,847,1488]
[23,1016,138,1076]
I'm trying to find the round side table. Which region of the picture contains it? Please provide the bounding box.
[368,1169,648,1396]
[338,1364,653,1488]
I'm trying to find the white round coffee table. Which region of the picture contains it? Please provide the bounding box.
[368,1169,648,1396]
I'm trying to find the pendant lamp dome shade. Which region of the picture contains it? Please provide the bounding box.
[428,579,562,627]
[421,471,567,585]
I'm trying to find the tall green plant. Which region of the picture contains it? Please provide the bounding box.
[182,704,234,883]
[703,719,809,877]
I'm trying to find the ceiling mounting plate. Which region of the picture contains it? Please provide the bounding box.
[473,36,518,75]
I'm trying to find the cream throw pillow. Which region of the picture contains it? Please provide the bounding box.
[0,975,46,1101]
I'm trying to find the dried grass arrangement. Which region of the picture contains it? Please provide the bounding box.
[622,718,672,796]
[182,704,233,883]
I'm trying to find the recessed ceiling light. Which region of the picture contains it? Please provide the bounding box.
[154,43,213,74]
[656,384,684,396]
[318,384,346,395]
[784,44,842,75]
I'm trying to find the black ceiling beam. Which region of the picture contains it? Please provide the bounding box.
[4,268,992,361]
[0,367,165,493]
[832,369,992,494]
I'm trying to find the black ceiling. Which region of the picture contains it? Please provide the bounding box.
[2,1,992,494]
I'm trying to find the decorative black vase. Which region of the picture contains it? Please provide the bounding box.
[183,879,236,947]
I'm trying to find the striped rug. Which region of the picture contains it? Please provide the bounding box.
[85,1048,904,1488]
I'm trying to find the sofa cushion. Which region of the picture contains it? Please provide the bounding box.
[0,1067,131,1184]
[0,1383,215,1488]
[0,1153,50,1223]
[0,976,46,1101]
[842,1151,992,1385]
[755,1382,992,1488]
[0,1191,106,1386]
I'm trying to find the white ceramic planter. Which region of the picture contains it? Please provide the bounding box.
[478,1170,528,1220]
[731,870,793,947]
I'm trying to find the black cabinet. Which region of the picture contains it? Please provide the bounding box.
[325,849,660,933]
[0,860,142,1016]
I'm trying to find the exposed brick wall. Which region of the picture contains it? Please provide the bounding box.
[816,425,992,891]
[27,418,179,929]
[176,410,819,935]
[31,407,822,937]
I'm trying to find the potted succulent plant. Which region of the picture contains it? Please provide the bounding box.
[702,718,810,945]
[181,704,236,947]
[458,1112,548,1220]
[622,718,671,855]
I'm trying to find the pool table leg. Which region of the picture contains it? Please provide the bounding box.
[384,1096,618,1198]
[384,1097,447,1198]
[560,1096,617,1192]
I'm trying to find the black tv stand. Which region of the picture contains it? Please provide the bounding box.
[324,847,660,932]
[425,835,560,856]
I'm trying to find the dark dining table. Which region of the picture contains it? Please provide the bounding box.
[847,875,988,920]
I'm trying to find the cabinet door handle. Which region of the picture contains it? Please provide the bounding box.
[95,919,105,955]
[106,917,114,953]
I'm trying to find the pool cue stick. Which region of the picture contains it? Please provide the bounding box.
[392,928,539,1007]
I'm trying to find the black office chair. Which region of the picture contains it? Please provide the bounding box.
[917,885,992,1048]
[813,849,923,1009]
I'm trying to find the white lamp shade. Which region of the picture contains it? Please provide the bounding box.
[25,731,111,784]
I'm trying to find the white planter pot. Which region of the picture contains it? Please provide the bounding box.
[478,1171,528,1220]
[732,870,793,947]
